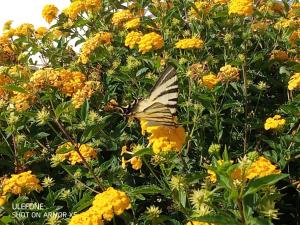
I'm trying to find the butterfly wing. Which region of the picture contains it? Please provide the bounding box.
[130,66,178,127]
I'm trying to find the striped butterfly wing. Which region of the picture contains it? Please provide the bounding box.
[131,66,178,127]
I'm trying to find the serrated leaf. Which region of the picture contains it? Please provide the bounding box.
[133,148,152,157]
[193,215,239,225]
[56,145,74,154]
[72,194,93,212]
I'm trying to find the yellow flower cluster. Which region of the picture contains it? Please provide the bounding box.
[228,0,253,16]
[0,36,16,64]
[0,73,12,99]
[289,29,300,46]
[175,38,204,49]
[111,10,133,26]
[124,18,140,30]
[14,23,34,36]
[259,1,284,14]
[274,18,298,30]
[288,3,300,18]
[42,4,59,23]
[213,0,229,4]
[2,171,42,195]
[201,73,220,89]
[11,88,36,111]
[189,1,211,18]
[251,21,269,32]
[140,120,186,154]
[68,210,104,225]
[186,222,216,225]
[72,81,101,108]
[270,50,289,61]
[125,31,143,49]
[64,0,101,20]
[68,187,131,225]
[78,32,113,64]
[264,115,286,130]
[58,70,86,96]
[138,32,164,54]
[35,27,48,39]
[246,156,280,179]
[288,72,300,91]
[0,195,6,207]
[217,65,239,82]
[91,187,131,220]
[56,142,97,165]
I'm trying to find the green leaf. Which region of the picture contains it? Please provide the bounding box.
[80,100,89,122]
[133,148,152,157]
[55,102,71,119]
[72,193,93,212]
[136,67,149,77]
[34,132,50,139]
[2,84,27,93]
[243,174,288,197]
[56,145,74,154]
[130,185,163,195]
[193,214,240,225]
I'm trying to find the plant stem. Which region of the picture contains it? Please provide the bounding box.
[242,64,248,154]
[53,118,104,191]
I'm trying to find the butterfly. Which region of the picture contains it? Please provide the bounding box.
[123,66,178,127]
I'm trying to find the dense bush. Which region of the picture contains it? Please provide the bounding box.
[0,0,299,225]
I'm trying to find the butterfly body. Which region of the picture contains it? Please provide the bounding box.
[125,66,178,127]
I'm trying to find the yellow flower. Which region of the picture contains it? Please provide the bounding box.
[78,32,112,64]
[189,1,211,18]
[42,4,58,23]
[57,70,86,96]
[213,0,229,4]
[264,115,286,130]
[201,73,220,89]
[91,187,131,221]
[124,18,140,30]
[270,50,289,61]
[130,156,143,170]
[175,38,204,49]
[85,0,102,12]
[140,120,186,154]
[64,1,86,20]
[259,1,284,14]
[14,23,34,36]
[11,86,36,111]
[2,20,13,31]
[288,3,300,18]
[274,18,298,30]
[0,73,12,99]
[2,171,42,195]
[246,156,280,180]
[228,0,253,16]
[138,32,164,54]
[51,28,62,39]
[186,221,216,225]
[125,31,143,49]
[288,72,300,91]
[289,29,300,46]
[111,10,133,26]
[23,150,37,160]
[56,142,97,165]
[217,65,239,82]
[72,81,101,108]
[251,21,269,32]
[35,26,48,39]
[0,195,6,206]
[68,210,104,225]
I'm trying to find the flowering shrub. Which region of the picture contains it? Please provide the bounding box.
[0,0,299,225]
